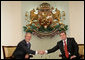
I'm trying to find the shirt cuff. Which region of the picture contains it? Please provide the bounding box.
[45,50,48,54]
[36,51,38,55]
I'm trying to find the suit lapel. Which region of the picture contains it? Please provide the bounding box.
[61,41,63,49]
[29,42,31,49]
[67,38,70,52]
[24,40,28,46]
[67,38,69,48]
[61,41,65,54]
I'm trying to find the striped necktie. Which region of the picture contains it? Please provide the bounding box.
[64,40,69,58]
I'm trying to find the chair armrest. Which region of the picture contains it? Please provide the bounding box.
[59,54,62,57]
[79,54,84,59]
[5,56,14,59]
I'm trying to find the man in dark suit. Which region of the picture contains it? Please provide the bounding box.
[12,33,39,59]
[39,31,79,59]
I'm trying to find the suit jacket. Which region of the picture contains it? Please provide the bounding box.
[47,38,79,59]
[12,40,35,59]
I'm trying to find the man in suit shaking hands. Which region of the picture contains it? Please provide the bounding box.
[39,31,80,59]
[12,33,39,59]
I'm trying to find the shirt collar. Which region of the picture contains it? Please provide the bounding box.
[25,41,29,44]
[63,38,67,42]
[25,39,30,44]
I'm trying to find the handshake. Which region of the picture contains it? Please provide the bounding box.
[37,50,47,55]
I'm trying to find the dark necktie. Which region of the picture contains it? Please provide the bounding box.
[27,43,30,48]
[64,40,69,58]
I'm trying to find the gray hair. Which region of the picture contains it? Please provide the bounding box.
[25,32,31,37]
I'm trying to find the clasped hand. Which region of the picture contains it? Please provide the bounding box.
[38,50,46,55]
